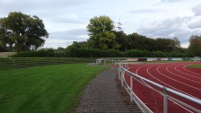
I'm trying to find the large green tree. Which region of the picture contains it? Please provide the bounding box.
[156,38,176,52]
[188,35,201,56]
[87,15,120,50]
[113,31,127,51]
[126,33,155,51]
[0,12,48,52]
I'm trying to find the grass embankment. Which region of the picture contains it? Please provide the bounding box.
[187,64,201,68]
[0,63,107,113]
[0,57,97,69]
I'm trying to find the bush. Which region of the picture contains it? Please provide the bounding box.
[67,48,100,57]
[125,49,150,57]
[67,48,123,57]
[12,49,56,57]
[12,48,191,58]
[152,51,164,57]
[101,50,123,57]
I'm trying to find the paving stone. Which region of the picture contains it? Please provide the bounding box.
[73,67,142,113]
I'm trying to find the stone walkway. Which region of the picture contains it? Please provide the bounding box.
[73,67,142,113]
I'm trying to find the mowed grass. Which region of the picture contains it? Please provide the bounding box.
[0,63,107,113]
[187,64,201,68]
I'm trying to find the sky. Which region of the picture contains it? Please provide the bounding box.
[0,0,201,49]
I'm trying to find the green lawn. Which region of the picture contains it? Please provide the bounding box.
[187,64,201,68]
[0,64,107,113]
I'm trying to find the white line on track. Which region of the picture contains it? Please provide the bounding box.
[135,64,199,99]
[156,65,201,98]
[163,65,201,89]
[129,64,194,113]
[182,65,201,78]
[169,64,201,84]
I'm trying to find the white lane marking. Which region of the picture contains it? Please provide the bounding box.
[182,64,201,78]
[173,64,201,83]
[147,65,199,99]
[165,64,201,86]
[129,64,194,113]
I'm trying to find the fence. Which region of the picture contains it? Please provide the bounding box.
[118,61,201,113]
[96,57,187,65]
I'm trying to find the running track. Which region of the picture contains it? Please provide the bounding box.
[124,62,201,113]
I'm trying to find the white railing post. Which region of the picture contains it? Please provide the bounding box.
[130,75,133,102]
[118,64,121,79]
[163,87,168,113]
[121,70,125,87]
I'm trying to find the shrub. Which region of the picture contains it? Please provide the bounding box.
[12,48,191,58]
[125,49,150,57]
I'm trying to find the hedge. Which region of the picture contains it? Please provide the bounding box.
[12,48,189,58]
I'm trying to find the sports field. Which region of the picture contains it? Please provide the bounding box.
[124,62,201,113]
[0,63,107,113]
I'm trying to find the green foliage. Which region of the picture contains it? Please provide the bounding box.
[187,64,201,68]
[67,48,101,57]
[0,12,48,52]
[152,51,164,57]
[113,31,127,51]
[87,16,119,50]
[104,49,123,57]
[67,48,122,57]
[12,49,66,57]
[80,15,189,53]
[0,64,107,113]
[156,38,175,52]
[12,47,190,58]
[125,49,150,57]
[188,35,201,56]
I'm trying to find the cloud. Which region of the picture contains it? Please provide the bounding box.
[161,0,184,3]
[181,42,189,48]
[128,9,165,14]
[43,28,89,48]
[50,28,88,40]
[137,17,192,44]
[1,0,201,49]
[192,3,201,16]
[65,29,88,36]
[188,19,201,29]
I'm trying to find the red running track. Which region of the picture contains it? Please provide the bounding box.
[124,62,201,113]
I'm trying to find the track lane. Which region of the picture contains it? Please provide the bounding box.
[126,62,201,113]
[157,64,201,98]
[129,64,186,113]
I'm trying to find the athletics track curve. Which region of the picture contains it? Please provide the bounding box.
[124,62,201,113]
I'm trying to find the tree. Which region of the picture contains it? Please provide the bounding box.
[156,38,175,52]
[188,35,201,56]
[87,15,119,50]
[125,33,157,51]
[66,41,88,50]
[0,12,48,52]
[113,30,127,51]
[173,37,182,52]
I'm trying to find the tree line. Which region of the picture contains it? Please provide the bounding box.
[68,32,184,52]
[1,13,201,57]
[67,15,201,57]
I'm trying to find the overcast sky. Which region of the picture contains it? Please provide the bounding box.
[1,0,201,48]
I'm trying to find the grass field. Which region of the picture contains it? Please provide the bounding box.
[187,64,201,68]
[0,63,107,113]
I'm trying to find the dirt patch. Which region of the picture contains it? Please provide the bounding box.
[0,52,16,57]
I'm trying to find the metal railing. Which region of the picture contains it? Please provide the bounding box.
[118,62,201,113]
